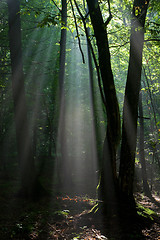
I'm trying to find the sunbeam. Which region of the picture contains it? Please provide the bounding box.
[55,37,100,196]
[0,0,159,239]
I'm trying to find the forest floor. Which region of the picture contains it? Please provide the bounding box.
[0,176,160,239]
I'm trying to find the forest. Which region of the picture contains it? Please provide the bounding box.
[0,0,160,239]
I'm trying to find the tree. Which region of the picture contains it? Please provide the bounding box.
[119,0,150,205]
[73,0,151,212]
[139,89,151,196]
[85,0,121,213]
[4,0,158,209]
[57,0,69,186]
[7,0,38,198]
[0,1,14,174]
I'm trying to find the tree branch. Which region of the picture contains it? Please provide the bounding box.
[69,0,85,64]
[73,0,106,107]
[144,38,160,42]
[51,0,61,13]
[104,0,113,27]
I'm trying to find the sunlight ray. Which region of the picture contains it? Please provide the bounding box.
[55,37,101,196]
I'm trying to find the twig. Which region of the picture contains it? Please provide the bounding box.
[51,0,61,13]
[144,39,160,42]
[69,0,85,64]
[73,0,106,107]
[138,116,150,120]
[104,0,113,27]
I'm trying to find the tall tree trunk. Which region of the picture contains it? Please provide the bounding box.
[86,0,121,212]
[59,0,67,97]
[86,12,98,191]
[139,90,151,196]
[7,0,37,198]
[57,0,69,187]
[119,0,150,205]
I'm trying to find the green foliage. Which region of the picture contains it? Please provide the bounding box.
[137,203,157,220]
[37,13,60,28]
[10,222,34,238]
[54,209,70,217]
[89,203,99,213]
[150,0,160,12]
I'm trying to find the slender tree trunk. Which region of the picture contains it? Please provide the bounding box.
[57,0,69,187]
[86,12,99,191]
[150,150,155,191]
[86,0,121,213]
[139,90,151,196]
[119,0,150,205]
[7,0,39,198]
[59,0,67,97]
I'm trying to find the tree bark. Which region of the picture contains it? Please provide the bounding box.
[139,90,151,196]
[119,0,150,204]
[7,0,37,198]
[86,10,99,191]
[59,0,67,98]
[86,0,121,212]
[57,0,69,187]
